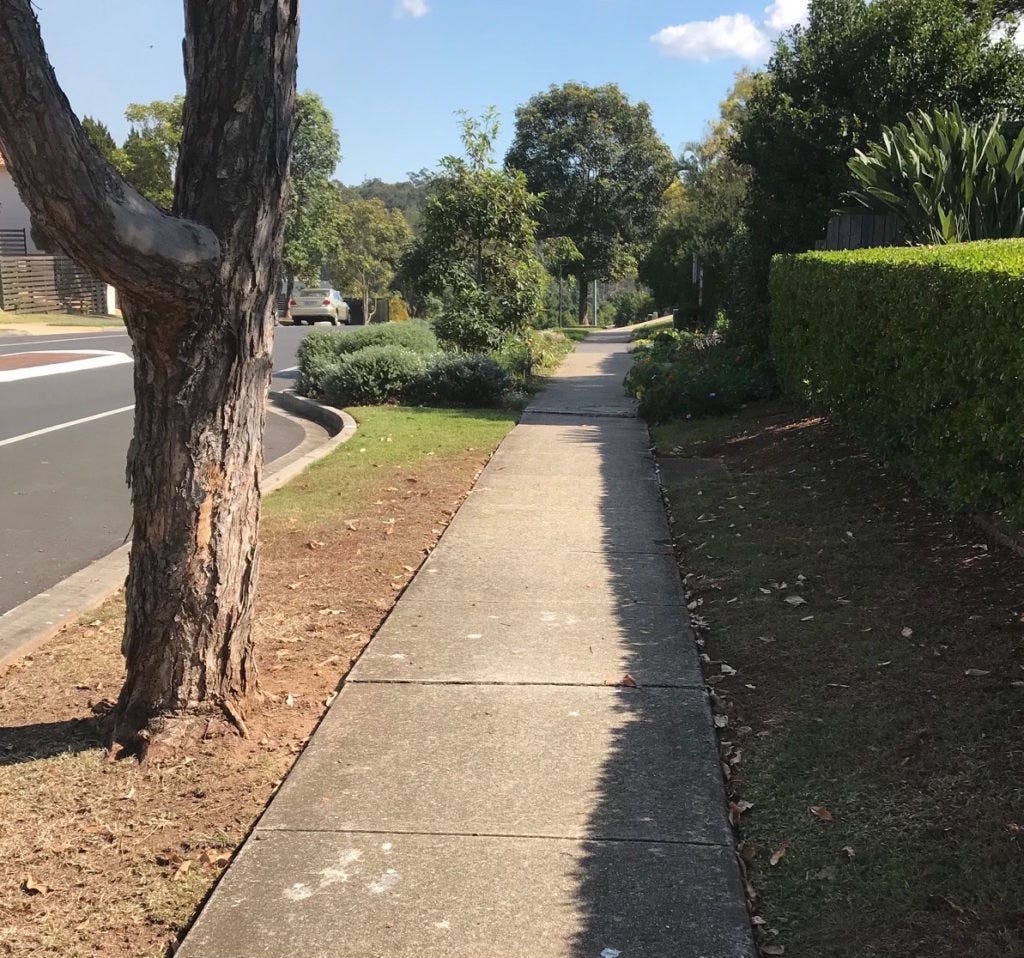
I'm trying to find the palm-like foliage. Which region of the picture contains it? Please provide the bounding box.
[847,106,1024,244]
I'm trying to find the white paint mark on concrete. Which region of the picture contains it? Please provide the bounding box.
[601,949,622,958]
[284,883,314,902]
[540,612,557,622]
[367,868,400,895]
[466,633,482,639]
[434,919,451,930]
[0,349,132,383]
[381,842,393,853]
[0,404,134,449]
[389,653,407,660]
[568,711,580,717]
[318,849,363,889]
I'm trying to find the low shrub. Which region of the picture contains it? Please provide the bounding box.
[606,290,657,328]
[625,326,775,421]
[318,345,427,406]
[770,239,1024,523]
[417,354,512,407]
[432,310,503,353]
[296,320,438,395]
[493,329,574,384]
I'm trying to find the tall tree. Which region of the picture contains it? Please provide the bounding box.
[282,91,344,286]
[402,110,547,350]
[506,83,676,323]
[0,0,298,748]
[330,197,411,323]
[120,96,185,209]
[732,0,1024,334]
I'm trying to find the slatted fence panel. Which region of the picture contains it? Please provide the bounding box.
[0,255,105,313]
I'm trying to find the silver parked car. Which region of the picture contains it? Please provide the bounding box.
[288,287,350,325]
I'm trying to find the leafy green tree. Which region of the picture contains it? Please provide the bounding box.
[640,73,752,324]
[330,197,412,322]
[121,97,184,208]
[282,92,345,286]
[506,83,676,323]
[539,236,582,326]
[732,0,1024,336]
[402,110,548,350]
[336,176,430,229]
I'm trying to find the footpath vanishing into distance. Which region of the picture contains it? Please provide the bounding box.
[179,329,755,958]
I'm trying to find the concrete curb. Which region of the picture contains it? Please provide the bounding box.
[0,391,357,671]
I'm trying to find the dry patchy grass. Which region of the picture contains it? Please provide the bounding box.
[0,406,514,958]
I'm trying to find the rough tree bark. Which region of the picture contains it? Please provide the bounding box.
[0,0,299,748]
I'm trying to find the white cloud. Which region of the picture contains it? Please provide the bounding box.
[395,0,429,18]
[651,14,771,62]
[764,0,809,31]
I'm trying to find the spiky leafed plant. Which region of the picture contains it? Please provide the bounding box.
[847,106,1024,244]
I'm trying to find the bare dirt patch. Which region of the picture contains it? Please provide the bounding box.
[0,406,514,957]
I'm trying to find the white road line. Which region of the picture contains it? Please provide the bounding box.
[0,402,292,450]
[0,405,135,449]
[0,350,133,384]
[0,331,130,350]
[274,365,299,374]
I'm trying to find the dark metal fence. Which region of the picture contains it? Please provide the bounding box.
[819,211,900,251]
[0,254,106,313]
[0,228,27,257]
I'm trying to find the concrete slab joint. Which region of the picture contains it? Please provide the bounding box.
[178,329,756,958]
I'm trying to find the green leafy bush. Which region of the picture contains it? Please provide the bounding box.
[625,325,775,421]
[433,309,503,353]
[770,240,1024,522]
[318,345,427,406]
[606,290,657,327]
[296,320,438,395]
[417,354,512,407]
[848,107,1024,245]
[493,329,574,384]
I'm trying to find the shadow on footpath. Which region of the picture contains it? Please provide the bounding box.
[527,335,753,956]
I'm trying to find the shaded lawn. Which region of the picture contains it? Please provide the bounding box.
[654,401,1024,958]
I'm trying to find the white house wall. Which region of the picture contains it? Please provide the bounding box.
[0,169,40,253]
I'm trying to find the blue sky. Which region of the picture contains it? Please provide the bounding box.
[35,0,809,184]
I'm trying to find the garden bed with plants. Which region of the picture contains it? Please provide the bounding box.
[295,319,577,409]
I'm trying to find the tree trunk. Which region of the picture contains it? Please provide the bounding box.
[577,276,590,325]
[115,295,274,740]
[0,0,299,749]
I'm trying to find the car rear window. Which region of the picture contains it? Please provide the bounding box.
[301,289,329,296]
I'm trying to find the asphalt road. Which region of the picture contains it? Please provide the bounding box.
[0,321,351,616]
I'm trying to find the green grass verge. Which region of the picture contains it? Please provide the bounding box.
[264,405,516,522]
[653,402,1024,958]
[556,326,593,342]
[0,310,124,327]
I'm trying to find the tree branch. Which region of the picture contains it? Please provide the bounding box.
[0,0,220,307]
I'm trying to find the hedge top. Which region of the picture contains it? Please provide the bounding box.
[774,237,1024,275]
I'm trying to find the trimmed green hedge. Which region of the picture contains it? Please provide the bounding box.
[770,239,1024,522]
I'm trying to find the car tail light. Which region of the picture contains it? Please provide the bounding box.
[289,299,296,306]
[322,298,331,306]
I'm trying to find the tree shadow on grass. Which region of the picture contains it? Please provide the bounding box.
[0,714,107,766]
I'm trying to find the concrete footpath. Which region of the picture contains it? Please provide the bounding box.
[178,330,755,958]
